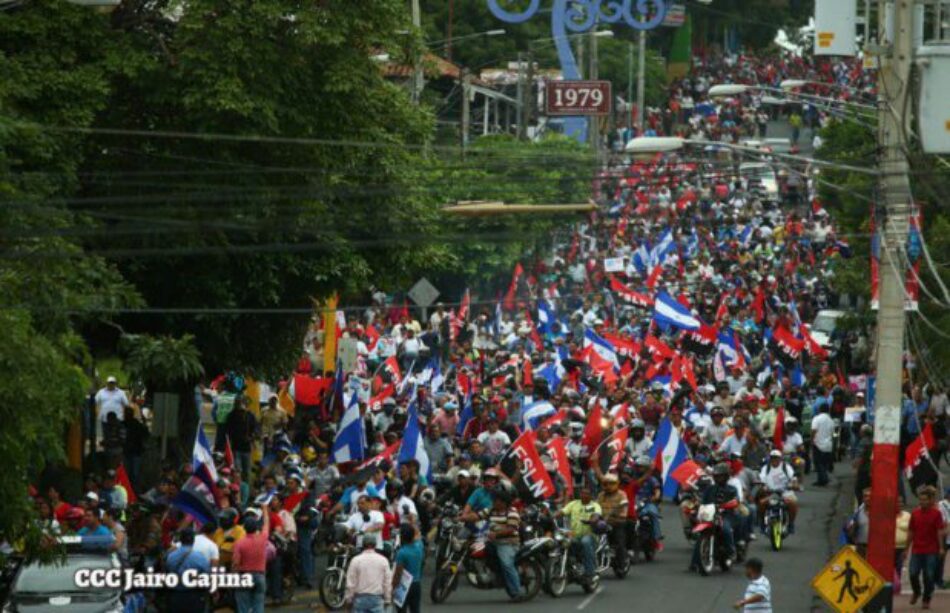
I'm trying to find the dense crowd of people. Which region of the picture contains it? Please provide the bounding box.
[18,52,950,613]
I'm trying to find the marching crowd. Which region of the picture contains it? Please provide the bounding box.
[22,52,950,613]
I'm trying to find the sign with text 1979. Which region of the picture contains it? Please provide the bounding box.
[545,80,612,116]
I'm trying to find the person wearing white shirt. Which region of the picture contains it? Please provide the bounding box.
[810,405,835,487]
[94,376,130,441]
[477,419,511,462]
[194,524,221,566]
[345,496,385,551]
[758,450,799,531]
[736,558,772,612]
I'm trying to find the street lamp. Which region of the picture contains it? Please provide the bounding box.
[623,136,879,176]
[427,29,506,49]
[707,83,877,113]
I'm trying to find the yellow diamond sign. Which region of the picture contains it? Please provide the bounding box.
[811,546,885,613]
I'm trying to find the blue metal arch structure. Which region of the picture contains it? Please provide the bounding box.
[486,0,668,141]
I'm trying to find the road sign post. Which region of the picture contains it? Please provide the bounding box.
[812,546,885,613]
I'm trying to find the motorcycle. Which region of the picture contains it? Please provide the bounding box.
[692,499,740,576]
[319,527,355,610]
[544,526,599,597]
[432,503,460,570]
[764,491,791,551]
[430,523,546,604]
[632,500,658,563]
[594,521,630,579]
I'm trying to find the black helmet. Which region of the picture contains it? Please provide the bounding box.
[217,507,239,529]
[712,463,731,477]
[386,479,404,497]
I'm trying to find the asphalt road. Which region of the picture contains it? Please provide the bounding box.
[287,460,852,613]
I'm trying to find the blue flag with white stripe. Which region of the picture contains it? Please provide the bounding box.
[398,392,431,480]
[331,393,365,464]
[520,400,557,431]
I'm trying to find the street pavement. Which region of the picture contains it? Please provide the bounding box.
[287,459,854,612]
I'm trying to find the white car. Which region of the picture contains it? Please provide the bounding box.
[808,309,846,348]
[739,162,780,201]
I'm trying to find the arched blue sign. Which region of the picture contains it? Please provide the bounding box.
[487,0,668,141]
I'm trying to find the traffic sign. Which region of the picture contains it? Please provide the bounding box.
[545,80,612,116]
[407,277,439,308]
[811,546,884,613]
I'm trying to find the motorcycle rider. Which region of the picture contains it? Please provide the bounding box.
[213,507,246,568]
[596,473,630,568]
[691,463,740,571]
[631,455,664,546]
[704,407,731,448]
[757,449,799,533]
[625,419,652,458]
[556,484,601,585]
[485,488,526,601]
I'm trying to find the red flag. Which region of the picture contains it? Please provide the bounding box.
[381,356,402,384]
[224,436,235,469]
[582,400,605,452]
[458,289,471,321]
[601,331,641,357]
[751,286,766,323]
[283,491,308,513]
[358,438,402,469]
[548,436,573,498]
[645,335,675,361]
[522,355,534,388]
[670,460,704,490]
[115,464,137,504]
[609,276,653,308]
[773,405,785,450]
[507,430,556,499]
[368,384,395,412]
[646,265,663,290]
[504,262,524,310]
[364,324,380,351]
[540,409,568,431]
[614,402,631,424]
[457,371,472,398]
[800,327,829,360]
[595,427,629,473]
[523,309,544,351]
[903,423,936,478]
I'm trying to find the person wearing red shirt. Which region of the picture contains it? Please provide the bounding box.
[907,486,947,608]
[233,507,270,613]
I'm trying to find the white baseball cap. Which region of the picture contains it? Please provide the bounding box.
[106,376,117,384]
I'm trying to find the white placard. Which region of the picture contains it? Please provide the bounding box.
[815,0,857,57]
[604,257,625,273]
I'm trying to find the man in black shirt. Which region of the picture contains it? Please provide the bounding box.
[224,399,258,479]
[691,463,739,570]
[123,406,149,487]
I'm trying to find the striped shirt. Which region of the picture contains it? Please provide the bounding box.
[743,575,772,612]
[488,509,521,545]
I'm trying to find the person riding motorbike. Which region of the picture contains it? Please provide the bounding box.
[484,488,526,601]
[625,419,652,457]
[555,484,601,585]
[631,455,663,544]
[756,449,800,533]
[691,463,740,571]
[596,473,630,567]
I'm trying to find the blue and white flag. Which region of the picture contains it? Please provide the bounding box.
[192,427,219,493]
[650,229,675,266]
[536,361,565,391]
[584,328,619,368]
[685,229,700,259]
[418,358,443,393]
[738,224,754,248]
[520,400,557,431]
[538,300,556,335]
[456,393,474,437]
[633,243,651,275]
[648,418,690,498]
[331,393,365,464]
[398,394,431,480]
[653,291,701,331]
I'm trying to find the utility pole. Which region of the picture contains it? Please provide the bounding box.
[867,0,915,597]
[589,28,600,152]
[637,30,646,132]
[525,53,535,141]
[446,0,455,62]
[411,0,423,105]
[461,68,471,153]
[517,52,526,140]
[627,41,635,128]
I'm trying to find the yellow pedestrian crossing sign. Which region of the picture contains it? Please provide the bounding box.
[811,546,885,613]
